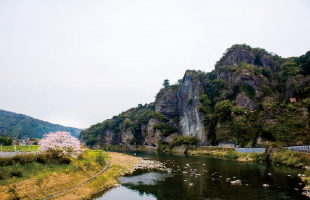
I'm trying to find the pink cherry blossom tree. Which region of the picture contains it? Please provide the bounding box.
[39,131,85,158]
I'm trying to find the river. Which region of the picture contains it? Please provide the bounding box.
[93,151,307,200]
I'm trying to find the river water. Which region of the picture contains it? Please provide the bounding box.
[93,151,308,200]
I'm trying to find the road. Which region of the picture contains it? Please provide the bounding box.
[0,151,40,157]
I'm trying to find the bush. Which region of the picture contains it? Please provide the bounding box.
[96,155,106,166]
[0,170,6,180]
[153,123,178,136]
[10,168,23,177]
[0,157,14,166]
[60,157,71,164]
[173,136,199,146]
[37,154,53,164]
[15,154,37,165]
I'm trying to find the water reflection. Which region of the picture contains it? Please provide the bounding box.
[95,185,156,200]
[94,152,307,200]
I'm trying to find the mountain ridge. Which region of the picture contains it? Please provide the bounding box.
[0,109,82,138]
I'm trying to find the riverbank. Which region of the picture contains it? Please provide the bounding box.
[0,150,148,200]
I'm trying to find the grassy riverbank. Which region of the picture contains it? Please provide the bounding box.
[188,147,266,162]
[0,150,141,200]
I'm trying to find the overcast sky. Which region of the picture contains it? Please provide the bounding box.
[0,0,310,129]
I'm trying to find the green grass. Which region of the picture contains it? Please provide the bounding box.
[0,161,78,186]
[0,150,109,186]
[1,145,39,152]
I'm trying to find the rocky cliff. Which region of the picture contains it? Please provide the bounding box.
[80,44,310,149]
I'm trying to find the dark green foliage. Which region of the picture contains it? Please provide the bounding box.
[95,155,106,166]
[188,98,193,105]
[241,84,255,100]
[15,154,37,165]
[37,154,50,164]
[173,136,199,146]
[0,137,13,145]
[60,157,71,165]
[10,168,23,177]
[261,85,272,97]
[199,94,211,114]
[173,116,179,125]
[254,54,263,66]
[0,170,6,180]
[129,138,143,145]
[153,123,178,136]
[215,100,232,120]
[282,61,300,77]
[0,110,81,139]
[262,67,271,80]
[232,106,245,115]
[0,157,14,166]
[163,79,170,88]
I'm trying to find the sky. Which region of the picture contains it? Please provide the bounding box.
[0,0,310,129]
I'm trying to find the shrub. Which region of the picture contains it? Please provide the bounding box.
[15,154,37,165]
[0,169,7,180]
[10,168,23,177]
[37,154,53,164]
[188,98,193,105]
[215,100,232,120]
[0,157,14,166]
[153,123,178,136]
[60,157,71,165]
[96,155,106,166]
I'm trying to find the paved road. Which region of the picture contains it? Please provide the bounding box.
[0,151,40,157]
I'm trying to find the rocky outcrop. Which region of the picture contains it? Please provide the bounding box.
[218,71,234,82]
[172,144,188,154]
[155,88,178,117]
[236,92,256,110]
[286,78,295,98]
[177,74,208,145]
[121,128,134,146]
[145,118,162,147]
[259,53,276,72]
[103,129,121,145]
[223,50,254,66]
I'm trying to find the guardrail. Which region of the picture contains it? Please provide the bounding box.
[285,145,310,153]
[235,148,265,153]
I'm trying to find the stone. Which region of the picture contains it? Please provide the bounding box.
[230,180,242,185]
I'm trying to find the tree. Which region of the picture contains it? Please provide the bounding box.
[39,131,85,159]
[163,79,170,88]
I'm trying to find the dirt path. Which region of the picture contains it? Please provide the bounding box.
[41,159,110,200]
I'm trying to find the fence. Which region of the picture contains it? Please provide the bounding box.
[285,145,310,153]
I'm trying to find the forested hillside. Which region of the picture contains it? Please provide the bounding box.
[0,110,81,139]
[80,44,310,149]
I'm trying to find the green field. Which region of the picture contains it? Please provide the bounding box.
[0,145,39,152]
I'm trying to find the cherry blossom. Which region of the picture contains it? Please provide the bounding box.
[39,131,85,158]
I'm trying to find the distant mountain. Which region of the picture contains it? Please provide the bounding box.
[0,110,81,138]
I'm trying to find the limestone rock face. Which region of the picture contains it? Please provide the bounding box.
[121,128,134,146]
[286,78,295,98]
[236,92,256,110]
[223,50,254,66]
[155,88,178,117]
[234,70,260,94]
[103,129,121,145]
[145,118,162,147]
[259,53,276,72]
[177,74,208,145]
[218,71,234,82]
